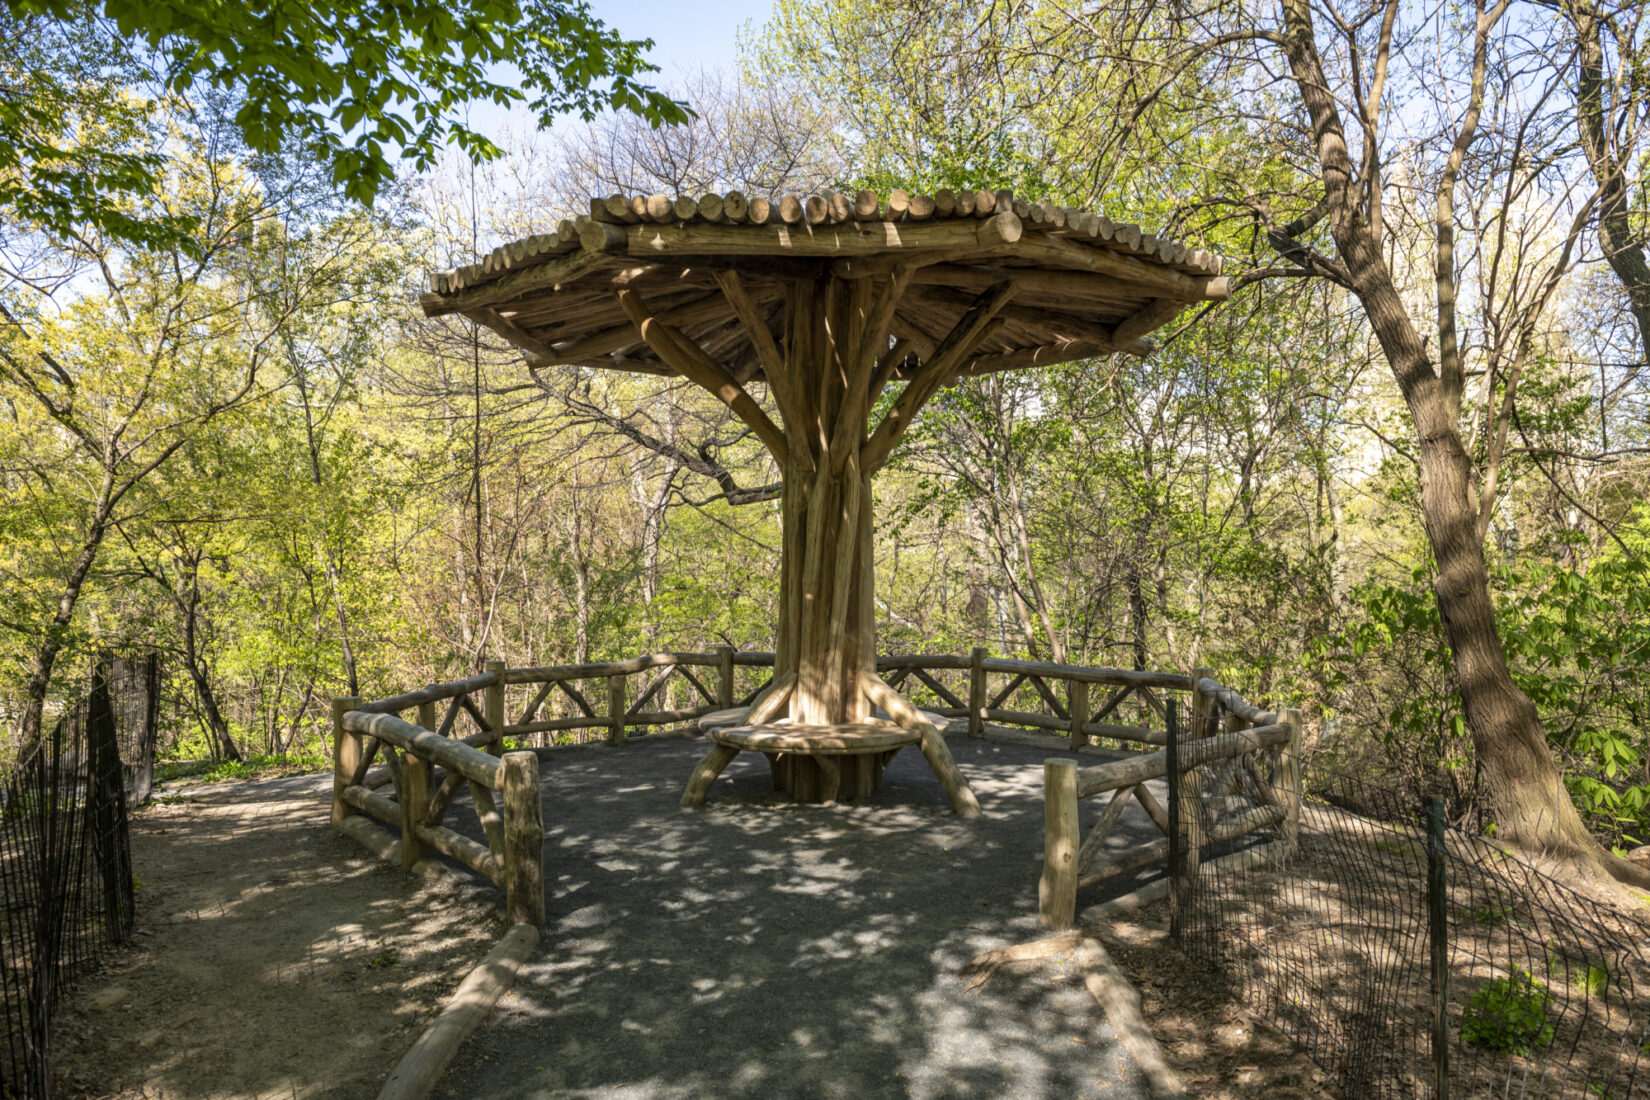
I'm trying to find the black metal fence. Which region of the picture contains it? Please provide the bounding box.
[1,655,157,1097]
[1167,719,1650,1099]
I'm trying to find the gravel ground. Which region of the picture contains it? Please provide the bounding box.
[438,733,1167,1100]
[51,773,502,1099]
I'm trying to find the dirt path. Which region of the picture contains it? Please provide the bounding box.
[438,736,1159,1099]
[52,774,500,1100]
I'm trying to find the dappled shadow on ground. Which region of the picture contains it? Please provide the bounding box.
[440,737,1164,1099]
[51,779,502,1100]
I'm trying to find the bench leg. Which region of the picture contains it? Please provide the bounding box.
[918,725,981,817]
[681,744,740,809]
[764,751,787,791]
[817,756,841,804]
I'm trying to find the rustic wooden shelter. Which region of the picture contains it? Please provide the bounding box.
[421,187,1227,812]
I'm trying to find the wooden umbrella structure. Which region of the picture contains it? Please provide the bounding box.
[422,187,1227,814]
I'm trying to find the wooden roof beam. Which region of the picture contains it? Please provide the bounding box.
[423,249,613,317]
[863,281,1017,473]
[626,213,1023,261]
[830,266,914,474]
[986,234,1219,299]
[532,288,771,365]
[957,337,1148,378]
[713,270,807,473]
[1112,299,1191,346]
[917,264,1173,306]
[867,337,915,406]
[615,289,789,466]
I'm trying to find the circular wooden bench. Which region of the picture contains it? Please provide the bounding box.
[682,711,976,811]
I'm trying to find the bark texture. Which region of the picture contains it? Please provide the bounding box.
[1570,0,1650,361]
[1278,0,1648,883]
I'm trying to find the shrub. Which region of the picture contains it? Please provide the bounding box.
[1461,968,1555,1056]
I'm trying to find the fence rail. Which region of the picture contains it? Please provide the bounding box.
[334,647,1203,927]
[1037,670,1302,930]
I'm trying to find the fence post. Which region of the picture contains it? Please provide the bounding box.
[1039,757,1079,930]
[501,751,545,926]
[968,646,988,738]
[1427,796,1450,1100]
[331,696,363,829]
[484,659,506,756]
[1190,666,1214,740]
[716,645,735,709]
[1068,678,1090,751]
[1281,708,1303,852]
[402,702,435,869]
[1181,669,1213,875]
[608,674,627,746]
[1167,698,1182,941]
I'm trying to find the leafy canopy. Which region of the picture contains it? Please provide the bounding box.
[4,0,689,222]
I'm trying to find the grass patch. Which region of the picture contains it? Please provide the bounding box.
[158,751,328,785]
[1467,897,1520,927]
[1461,968,1555,1056]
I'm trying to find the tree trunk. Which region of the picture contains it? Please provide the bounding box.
[179,561,241,762]
[775,277,878,725]
[623,269,1012,735]
[1277,0,1647,883]
[1570,0,1650,361]
[17,466,116,755]
[570,490,591,665]
[1125,558,1149,672]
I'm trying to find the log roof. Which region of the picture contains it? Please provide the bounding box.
[420,188,1228,382]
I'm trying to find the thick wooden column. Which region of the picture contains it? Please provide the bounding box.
[633,267,1013,741]
[778,275,879,727]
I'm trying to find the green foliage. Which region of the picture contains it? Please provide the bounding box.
[0,14,194,247]
[1461,969,1556,1056]
[1469,898,1520,927]
[1576,963,1610,998]
[1324,515,1650,846]
[4,0,687,223]
[161,752,329,784]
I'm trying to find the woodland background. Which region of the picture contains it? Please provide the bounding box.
[4,0,1649,850]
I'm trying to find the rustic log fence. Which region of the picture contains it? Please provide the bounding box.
[333,648,1222,928]
[1038,670,1303,930]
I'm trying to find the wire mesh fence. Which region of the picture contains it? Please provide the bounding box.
[1168,713,1650,1099]
[0,655,156,1097]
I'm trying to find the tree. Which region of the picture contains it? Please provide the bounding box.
[4,0,687,218]
[1,0,689,750]
[1246,0,1645,882]
[0,124,387,752]
[1564,0,1650,360]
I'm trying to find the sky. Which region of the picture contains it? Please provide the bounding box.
[454,0,777,147]
[591,0,777,80]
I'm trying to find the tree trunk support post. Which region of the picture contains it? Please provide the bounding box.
[968,647,988,738]
[1281,707,1303,852]
[1182,667,1214,874]
[331,696,363,829]
[1068,679,1090,750]
[716,646,735,709]
[501,751,545,926]
[402,701,436,868]
[607,674,627,745]
[1040,757,1080,930]
[484,660,506,755]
